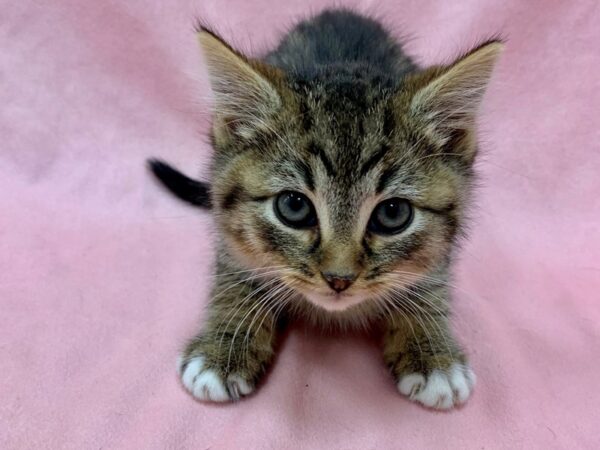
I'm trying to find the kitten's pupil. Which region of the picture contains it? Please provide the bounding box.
[384,202,399,218]
[288,195,305,212]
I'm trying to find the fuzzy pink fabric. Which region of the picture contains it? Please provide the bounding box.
[2,0,599,448]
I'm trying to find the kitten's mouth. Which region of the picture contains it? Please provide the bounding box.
[303,290,365,312]
[322,291,352,298]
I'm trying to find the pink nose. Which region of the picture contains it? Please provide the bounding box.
[322,272,357,293]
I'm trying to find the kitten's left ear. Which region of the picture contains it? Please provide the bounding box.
[410,40,504,157]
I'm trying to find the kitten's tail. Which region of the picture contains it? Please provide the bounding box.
[147,159,211,209]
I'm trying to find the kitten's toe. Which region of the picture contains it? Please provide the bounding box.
[398,373,426,397]
[179,356,254,402]
[397,363,475,410]
[226,373,253,399]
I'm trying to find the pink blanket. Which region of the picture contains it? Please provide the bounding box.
[2,0,599,448]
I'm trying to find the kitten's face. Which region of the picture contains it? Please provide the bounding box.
[201,31,500,312]
[213,83,472,312]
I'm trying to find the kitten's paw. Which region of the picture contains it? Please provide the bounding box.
[397,363,475,410]
[179,356,254,402]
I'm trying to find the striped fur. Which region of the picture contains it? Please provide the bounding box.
[167,9,502,406]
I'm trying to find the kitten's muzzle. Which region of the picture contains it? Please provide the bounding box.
[321,272,357,293]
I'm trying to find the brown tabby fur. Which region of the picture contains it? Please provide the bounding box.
[172,9,502,406]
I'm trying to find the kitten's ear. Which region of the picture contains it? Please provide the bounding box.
[410,40,504,155]
[197,27,282,138]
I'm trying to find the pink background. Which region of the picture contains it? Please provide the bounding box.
[2,0,599,448]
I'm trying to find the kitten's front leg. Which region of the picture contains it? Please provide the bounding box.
[383,286,475,410]
[179,274,286,402]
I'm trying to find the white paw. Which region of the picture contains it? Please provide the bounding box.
[178,356,253,402]
[397,363,476,410]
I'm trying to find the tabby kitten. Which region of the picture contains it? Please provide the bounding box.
[150,9,502,409]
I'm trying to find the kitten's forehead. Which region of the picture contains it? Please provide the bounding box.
[300,77,396,132]
[297,84,398,177]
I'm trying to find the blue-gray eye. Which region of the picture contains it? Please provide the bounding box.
[274,191,317,228]
[368,198,413,234]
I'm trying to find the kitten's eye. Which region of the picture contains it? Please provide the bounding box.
[274,191,317,228]
[368,198,413,234]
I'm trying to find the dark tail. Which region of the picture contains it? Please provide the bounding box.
[147,159,211,208]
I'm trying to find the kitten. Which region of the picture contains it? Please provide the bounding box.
[149,9,502,409]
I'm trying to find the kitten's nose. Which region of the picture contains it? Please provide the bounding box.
[322,272,357,293]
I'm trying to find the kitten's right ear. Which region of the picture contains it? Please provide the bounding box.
[197,27,282,138]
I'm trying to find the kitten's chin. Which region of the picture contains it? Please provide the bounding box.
[302,291,367,312]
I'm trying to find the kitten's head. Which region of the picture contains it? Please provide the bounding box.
[200,29,502,312]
